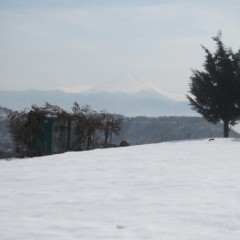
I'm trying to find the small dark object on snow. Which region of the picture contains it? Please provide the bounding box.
[120,140,129,147]
[116,225,126,229]
[209,138,215,141]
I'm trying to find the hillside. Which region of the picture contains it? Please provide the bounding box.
[1,112,239,153]
[113,116,240,145]
[0,105,12,118]
[0,106,13,152]
[1,139,240,239]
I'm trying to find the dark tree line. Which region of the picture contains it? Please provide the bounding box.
[9,102,123,157]
[187,32,240,137]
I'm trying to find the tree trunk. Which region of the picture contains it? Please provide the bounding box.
[67,116,71,151]
[104,129,109,147]
[223,120,229,138]
[109,130,113,145]
[86,130,92,150]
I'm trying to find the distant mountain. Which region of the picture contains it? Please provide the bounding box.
[0,75,195,117]
[0,89,73,111]
[89,74,161,93]
[112,116,240,145]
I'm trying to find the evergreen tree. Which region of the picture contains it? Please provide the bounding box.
[187,32,240,137]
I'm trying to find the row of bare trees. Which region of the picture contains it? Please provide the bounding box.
[9,102,124,157]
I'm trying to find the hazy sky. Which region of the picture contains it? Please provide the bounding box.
[1,0,240,99]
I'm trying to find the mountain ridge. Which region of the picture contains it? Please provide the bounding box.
[0,88,194,117]
[87,74,163,94]
[0,75,194,116]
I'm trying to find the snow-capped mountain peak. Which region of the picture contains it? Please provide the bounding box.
[88,74,155,93]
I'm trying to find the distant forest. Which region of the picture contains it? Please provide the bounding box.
[1,105,240,157]
[112,116,240,145]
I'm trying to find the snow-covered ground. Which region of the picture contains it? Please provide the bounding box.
[1,139,240,240]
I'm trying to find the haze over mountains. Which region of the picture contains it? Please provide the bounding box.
[0,74,195,117]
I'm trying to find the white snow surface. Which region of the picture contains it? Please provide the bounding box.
[1,139,240,240]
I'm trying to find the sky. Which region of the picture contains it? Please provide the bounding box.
[0,0,240,100]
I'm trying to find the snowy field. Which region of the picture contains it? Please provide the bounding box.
[1,139,240,240]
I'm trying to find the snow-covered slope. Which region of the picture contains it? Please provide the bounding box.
[1,139,240,239]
